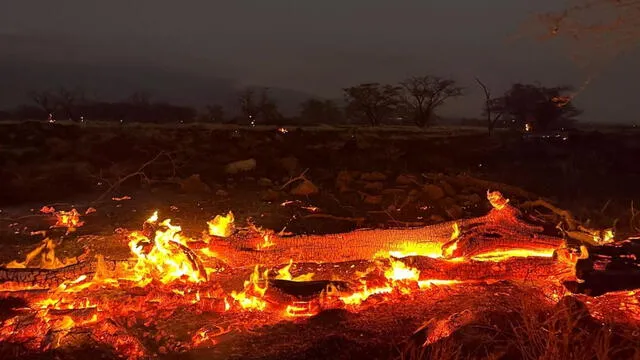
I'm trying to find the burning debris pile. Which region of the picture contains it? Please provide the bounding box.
[0,192,638,359]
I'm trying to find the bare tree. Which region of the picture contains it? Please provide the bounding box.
[257,88,282,124]
[475,78,503,134]
[238,87,282,125]
[28,90,55,116]
[239,88,258,124]
[55,87,84,121]
[343,83,401,126]
[491,83,582,132]
[400,76,463,127]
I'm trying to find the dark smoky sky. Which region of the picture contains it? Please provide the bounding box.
[1,0,638,123]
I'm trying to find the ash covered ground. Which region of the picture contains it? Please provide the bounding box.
[0,122,639,359]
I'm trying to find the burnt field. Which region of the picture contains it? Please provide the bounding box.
[0,121,639,360]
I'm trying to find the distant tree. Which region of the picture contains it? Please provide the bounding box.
[300,99,343,124]
[128,91,151,106]
[343,83,401,126]
[474,77,503,134]
[492,83,581,132]
[238,88,259,124]
[238,87,282,125]
[27,90,55,117]
[257,88,283,124]
[399,76,463,127]
[204,104,225,123]
[55,87,85,121]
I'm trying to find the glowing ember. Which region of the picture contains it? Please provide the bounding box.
[487,191,509,210]
[285,301,317,317]
[0,191,635,358]
[471,249,556,262]
[40,206,85,233]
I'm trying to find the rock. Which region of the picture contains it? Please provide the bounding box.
[257,178,273,187]
[439,181,457,197]
[363,181,384,193]
[290,180,319,196]
[395,174,417,185]
[458,193,482,206]
[215,189,229,197]
[362,194,383,205]
[443,200,464,219]
[336,170,354,193]
[261,189,280,202]
[360,172,387,182]
[280,156,299,175]
[423,184,445,200]
[225,158,256,174]
[179,174,211,193]
[381,188,406,196]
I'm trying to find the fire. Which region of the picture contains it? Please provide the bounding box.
[229,265,269,311]
[4,238,77,269]
[487,191,509,210]
[442,223,460,258]
[471,249,556,262]
[1,190,636,358]
[40,206,85,233]
[256,233,275,250]
[384,258,420,282]
[127,212,208,284]
[207,211,235,238]
[276,259,315,281]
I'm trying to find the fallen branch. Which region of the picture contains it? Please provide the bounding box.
[520,199,578,230]
[94,151,174,203]
[426,174,541,200]
[301,213,366,224]
[280,168,310,190]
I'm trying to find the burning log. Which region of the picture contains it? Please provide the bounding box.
[564,238,640,296]
[211,202,565,268]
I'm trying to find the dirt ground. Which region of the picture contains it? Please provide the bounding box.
[1,121,640,359]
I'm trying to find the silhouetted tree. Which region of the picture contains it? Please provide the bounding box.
[343,83,400,126]
[55,87,85,121]
[257,88,283,124]
[474,77,503,134]
[28,90,55,117]
[492,83,581,132]
[239,88,259,124]
[239,87,282,125]
[300,99,343,124]
[399,76,463,127]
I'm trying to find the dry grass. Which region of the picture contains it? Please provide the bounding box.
[398,293,640,360]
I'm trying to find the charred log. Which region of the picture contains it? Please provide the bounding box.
[0,259,130,287]
[564,238,640,296]
[270,279,350,299]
